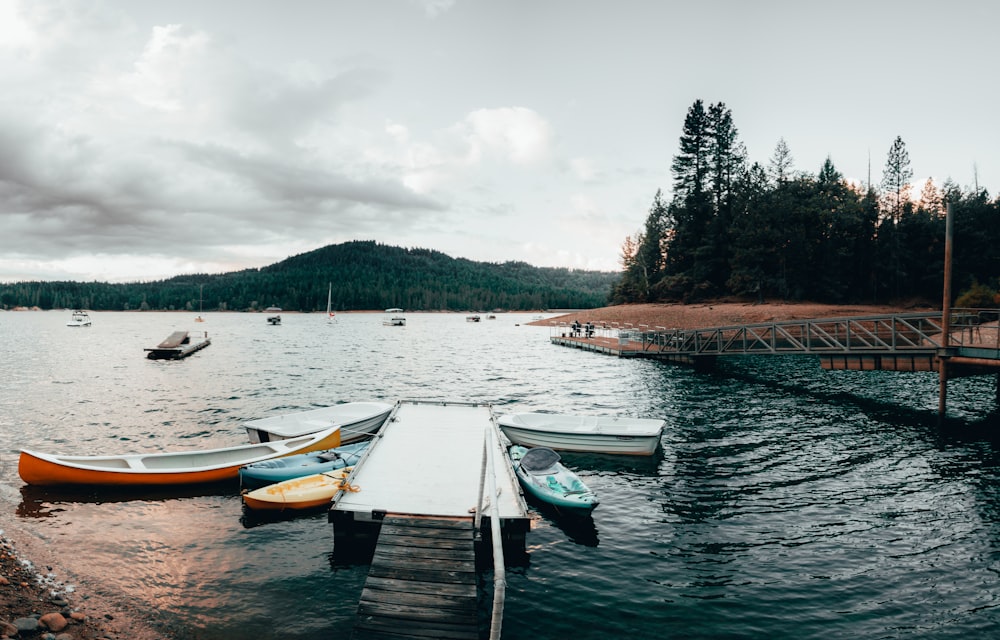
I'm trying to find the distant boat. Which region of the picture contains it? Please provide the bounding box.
[243,401,394,445]
[18,424,344,487]
[66,310,91,327]
[327,282,336,322]
[383,308,405,326]
[466,314,481,322]
[265,306,282,325]
[497,412,665,456]
[144,330,211,360]
[195,284,205,322]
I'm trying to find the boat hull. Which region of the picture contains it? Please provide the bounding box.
[239,441,369,490]
[242,469,352,511]
[244,401,392,445]
[498,413,664,456]
[18,426,343,487]
[510,446,598,515]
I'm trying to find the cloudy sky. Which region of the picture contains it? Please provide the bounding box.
[0,0,996,283]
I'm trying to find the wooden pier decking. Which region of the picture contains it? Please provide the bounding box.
[330,400,529,639]
[354,516,478,640]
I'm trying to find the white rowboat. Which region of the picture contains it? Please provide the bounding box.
[243,401,393,445]
[497,412,665,456]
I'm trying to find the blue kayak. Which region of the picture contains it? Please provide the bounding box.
[509,445,598,515]
[239,441,369,490]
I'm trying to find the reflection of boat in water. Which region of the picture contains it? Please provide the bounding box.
[382,308,405,326]
[144,330,211,360]
[66,310,91,327]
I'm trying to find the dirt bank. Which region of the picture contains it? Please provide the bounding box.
[533,301,932,329]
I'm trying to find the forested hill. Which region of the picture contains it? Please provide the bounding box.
[0,240,619,312]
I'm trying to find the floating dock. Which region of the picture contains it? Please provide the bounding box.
[329,400,529,639]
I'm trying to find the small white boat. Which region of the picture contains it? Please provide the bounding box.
[243,401,394,445]
[66,310,92,327]
[267,315,281,325]
[466,314,481,322]
[382,308,405,326]
[497,412,665,456]
[144,330,211,360]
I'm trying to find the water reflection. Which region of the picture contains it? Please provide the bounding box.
[17,482,238,518]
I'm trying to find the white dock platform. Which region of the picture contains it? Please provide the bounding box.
[331,400,527,521]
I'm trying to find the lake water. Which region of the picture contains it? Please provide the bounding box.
[1,310,1000,639]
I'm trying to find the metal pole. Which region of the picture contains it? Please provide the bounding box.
[938,201,954,418]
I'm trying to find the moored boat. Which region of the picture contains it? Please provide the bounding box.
[242,468,354,511]
[144,330,211,360]
[267,315,281,325]
[382,308,405,326]
[239,441,369,490]
[18,424,344,487]
[243,401,394,445]
[509,445,598,515]
[497,412,664,456]
[66,310,92,327]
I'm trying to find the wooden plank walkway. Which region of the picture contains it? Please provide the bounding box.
[353,515,479,640]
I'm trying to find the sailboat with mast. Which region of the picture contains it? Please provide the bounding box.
[195,284,205,322]
[326,282,336,322]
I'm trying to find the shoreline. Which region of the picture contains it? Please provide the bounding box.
[529,301,932,329]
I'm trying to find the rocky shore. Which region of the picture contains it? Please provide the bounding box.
[1,533,109,640]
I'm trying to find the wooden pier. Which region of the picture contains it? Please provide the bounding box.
[330,400,529,639]
[355,516,478,640]
[550,310,1000,412]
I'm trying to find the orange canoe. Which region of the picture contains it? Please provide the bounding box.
[18,425,342,487]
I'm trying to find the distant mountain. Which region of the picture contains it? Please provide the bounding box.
[0,240,619,312]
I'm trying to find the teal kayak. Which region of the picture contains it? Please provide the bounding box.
[239,441,369,490]
[509,445,598,515]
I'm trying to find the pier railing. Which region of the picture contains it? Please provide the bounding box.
[476,417,507,640]
[550,309,1000,358]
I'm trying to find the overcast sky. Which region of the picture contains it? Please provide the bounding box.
[1,0,996,283]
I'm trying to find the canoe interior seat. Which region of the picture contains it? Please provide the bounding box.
[519,447,561,473]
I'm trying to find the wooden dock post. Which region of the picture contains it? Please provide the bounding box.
[938,201,954,418]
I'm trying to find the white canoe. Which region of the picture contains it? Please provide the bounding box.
[243,401,393,445]
[497,412,665,456]
[242,468,354,511]
[18,424,344,487]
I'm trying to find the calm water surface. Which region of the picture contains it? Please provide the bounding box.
[1,310,1000,639]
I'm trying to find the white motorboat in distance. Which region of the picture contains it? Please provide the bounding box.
[243,401,394,445]
[66,310,92,327]
[497,412,665,456]
[382,308,406,326]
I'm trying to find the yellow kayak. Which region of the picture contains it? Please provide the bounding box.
[241,468,356,511]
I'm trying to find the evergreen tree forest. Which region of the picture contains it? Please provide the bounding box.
[0,241,617,312]
[613,99,1000,306]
